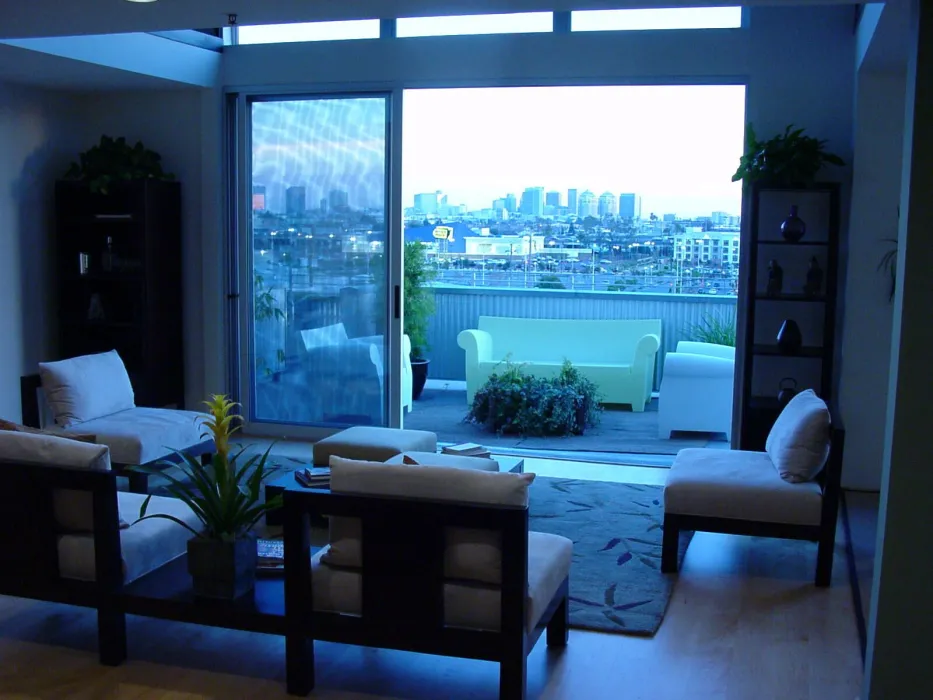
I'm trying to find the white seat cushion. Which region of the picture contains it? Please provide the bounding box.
[39,350,136,427]
[311,531,571,633]
[313,426,437,465]
[58,492,203,583]
[66,407,208,465]
[384,451,500,472]
[664,448,823,526]
[766,389,831,483]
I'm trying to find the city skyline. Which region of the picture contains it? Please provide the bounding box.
[403,85,745,218]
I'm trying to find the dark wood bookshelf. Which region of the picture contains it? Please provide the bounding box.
[55,180,184,409]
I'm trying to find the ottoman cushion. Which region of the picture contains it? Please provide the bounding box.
[664,448,823,526]
[313,426,437,465]
[385,451,500,472]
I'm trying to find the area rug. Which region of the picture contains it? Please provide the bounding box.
[150,461,688,636]
[529,477,691,636]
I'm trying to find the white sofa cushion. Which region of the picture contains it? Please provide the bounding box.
[66,407,209,465]
[664,448,823,526]
[313,426,437,466]
[300,322,349,351]
[311,531,571,632]
[765,389,831,483]
[58,492,203,583]
[38,350,135,428]
[0,430,117,533]
[323,457,534,585]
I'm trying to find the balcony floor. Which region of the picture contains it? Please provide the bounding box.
[404,388,729,457]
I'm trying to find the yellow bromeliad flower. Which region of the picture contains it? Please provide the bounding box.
[202,394,240,461]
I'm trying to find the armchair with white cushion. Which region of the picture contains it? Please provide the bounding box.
[657,341,735,441]
[21,350,213,494]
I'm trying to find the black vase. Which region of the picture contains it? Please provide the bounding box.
[187,532,257,600]
[411,359,430,400]
[780,205,807,243]
[776,319,803,354]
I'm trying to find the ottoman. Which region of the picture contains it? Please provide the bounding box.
[385,451,500,472]
[313,426,437,466]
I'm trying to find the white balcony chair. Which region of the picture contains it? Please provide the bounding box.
[657,341,735,441]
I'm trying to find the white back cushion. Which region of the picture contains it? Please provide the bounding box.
[766,389,831,483]
[300,323,349,352]
[39,350,135,427]
[0,431,112,532]
[323,457,534,584]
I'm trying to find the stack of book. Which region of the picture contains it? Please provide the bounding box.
[442,442,492,459]
[294,467,330,489]
[256,538,285,576]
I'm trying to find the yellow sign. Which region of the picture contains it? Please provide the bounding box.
[432,226,454,241]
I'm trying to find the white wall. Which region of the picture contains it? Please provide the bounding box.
[0,82,78,421]
[839,70,905,491]
[71,88,208,408]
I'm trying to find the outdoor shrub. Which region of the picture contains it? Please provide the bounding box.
[535,274,566,290]
[467,358,602,437]
[686,312,737,347]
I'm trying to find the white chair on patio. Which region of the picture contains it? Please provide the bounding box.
[657,341,735,441]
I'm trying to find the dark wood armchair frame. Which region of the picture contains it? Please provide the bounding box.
[283,488,570,700]
[21,374,214,494]
[661,424,846,587]
[0,459,127,665]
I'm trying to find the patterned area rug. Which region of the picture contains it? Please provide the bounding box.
[529,477,691,636]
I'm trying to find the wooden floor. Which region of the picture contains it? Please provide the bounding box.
[404,388,730,456]
[0,455,867,700]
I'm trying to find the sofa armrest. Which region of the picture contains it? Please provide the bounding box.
[457,329,494,365]
[663,352,735,379]
[632,333,661,365]
[675,341,735,361]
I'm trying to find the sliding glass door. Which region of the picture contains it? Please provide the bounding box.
[239,93,399,434]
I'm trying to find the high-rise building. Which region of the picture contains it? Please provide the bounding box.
[414,192,438,214]
[521,187,545,216]
[285,186,306,216]
[598,192,616,217]
[329,189,349,211]
[663,213,676,222]
[619,193,637,219]
[493,198,507,211]
[578,190,597,218]
[252,185,266,211]
[320,198,328,212]
[568,189,578,215]
[505,193,517,213]
[546,191,561,208]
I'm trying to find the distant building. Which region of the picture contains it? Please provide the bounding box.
[663,213,676,222]
[711,211,730,225]
[505,193,517,213]
[414,192,438,215]
[252,185,266,211]
[578,190,597,217]
[329,189,349,211]
[546,191,561,208]
[285,186,306,216]
[673,230,741,266]
[598,192,616,217]
[493,198,507,212]
[320,197,328,212]
[568,189,578,215]
[619,193,638,219]
[520,187,545,217]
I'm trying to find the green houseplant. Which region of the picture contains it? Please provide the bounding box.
[732,124,845,187]
[686,312,737,347]
[64,135,175,194]
[404,241,437,400]
[131,395,281,600]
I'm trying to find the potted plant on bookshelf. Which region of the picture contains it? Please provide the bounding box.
[404,240,437,400]
[64,135,175,195]
[130,395,281,600]
[732,123,845,187]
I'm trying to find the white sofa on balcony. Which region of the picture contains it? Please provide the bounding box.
[657,341,735,440]
[457,316,661,411]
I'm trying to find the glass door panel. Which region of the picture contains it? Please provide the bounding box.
[247,95,391,429]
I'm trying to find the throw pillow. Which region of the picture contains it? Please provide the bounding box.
[323,456,534,585]
[38,350,135,428]
[0,417,97,443]
[766,389,831,483]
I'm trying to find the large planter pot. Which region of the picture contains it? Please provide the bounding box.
[411,359,430,401]
[187,532,257,600]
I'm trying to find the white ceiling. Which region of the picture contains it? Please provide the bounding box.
[1,0,861,39]
[0,43,190,91]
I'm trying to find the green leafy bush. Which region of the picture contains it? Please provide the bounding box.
[404,241,437,360]
[467,359,602,437]
[535,274,566,290]
[686,312,737,347]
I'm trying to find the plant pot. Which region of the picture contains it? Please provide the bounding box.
[411,359,430,401]
[187,532,257,600]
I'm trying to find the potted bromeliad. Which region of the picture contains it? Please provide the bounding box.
[131,395,281,600]
[404,240,437,400]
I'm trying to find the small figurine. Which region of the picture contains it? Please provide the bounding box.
[87,293,105,321]
[766,259,784,296]
[803,256,824,297]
